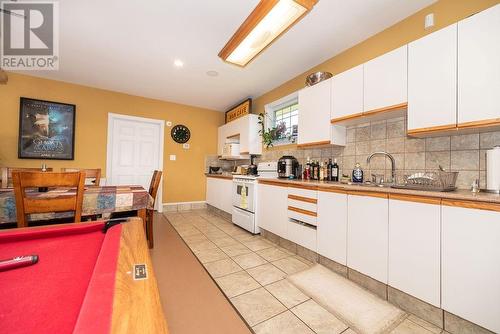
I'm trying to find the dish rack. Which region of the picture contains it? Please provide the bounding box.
[393,171,458,192]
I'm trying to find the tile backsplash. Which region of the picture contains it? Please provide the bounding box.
[255,116,500,189]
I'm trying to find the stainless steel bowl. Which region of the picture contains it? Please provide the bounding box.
[305,71,333,87]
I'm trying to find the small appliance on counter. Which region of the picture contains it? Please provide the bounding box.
[208,166,222,174]
[247,155,258,176]
[278,155,299,179]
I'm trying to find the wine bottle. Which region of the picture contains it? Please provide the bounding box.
[332,158,339,182]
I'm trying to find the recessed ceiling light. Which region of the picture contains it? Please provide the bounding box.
[174,59,184,67]
[206,70,219,77]
[218,0,318,67]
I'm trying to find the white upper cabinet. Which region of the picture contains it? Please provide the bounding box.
[298,78,333,146]
[217,114,261,156]
[408,24,457,133]
[317,190,348,265]
[257,183,288,238]
[458,4,500,127]
[331,64,364,121]
[364,46,408,112]
[442,203,500,333]
[347,193,389,283]
[388,197,441,307]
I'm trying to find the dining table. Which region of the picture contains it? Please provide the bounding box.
[0,185,153,226]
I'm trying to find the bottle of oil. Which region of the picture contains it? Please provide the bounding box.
[332,159,339,182]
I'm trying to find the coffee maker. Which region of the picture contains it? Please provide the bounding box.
[278,156,299,178]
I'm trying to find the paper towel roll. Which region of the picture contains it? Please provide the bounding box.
[486,146,500,191]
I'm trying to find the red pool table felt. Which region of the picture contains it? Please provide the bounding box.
[0,222,122,334]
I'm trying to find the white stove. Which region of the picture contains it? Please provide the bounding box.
[231,162,278,234]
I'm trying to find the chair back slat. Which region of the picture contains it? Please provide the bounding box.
[149,170,162,204]
[61,168,101,185]
[1,167,53,188]
[12,171,85,228]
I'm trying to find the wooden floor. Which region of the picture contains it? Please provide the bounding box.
[150,212,252,334]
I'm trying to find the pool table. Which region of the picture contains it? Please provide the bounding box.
[0,218,168,334]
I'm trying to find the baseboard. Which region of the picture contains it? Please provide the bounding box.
[163,201,207,212]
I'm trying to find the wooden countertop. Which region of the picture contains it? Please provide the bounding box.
[258,178,500,205]
[205,173,233,180]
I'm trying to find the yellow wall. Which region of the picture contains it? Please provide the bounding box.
[0,73,224,203]
[253,0,500,118]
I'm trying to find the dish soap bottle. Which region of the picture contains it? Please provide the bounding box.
[352,163,364,183]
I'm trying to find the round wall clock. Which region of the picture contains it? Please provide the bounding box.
[171,124,191,143]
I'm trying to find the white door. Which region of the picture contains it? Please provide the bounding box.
[317,190,348,265]
[298,78,332,146]
[107,113,164,211]
[407,24,457,133]
[458,4,500,126]
[331,64,364,121]
[364,45,408,112]
[347,194,389,283]
[442,204,500,333]
[388,198,441,307]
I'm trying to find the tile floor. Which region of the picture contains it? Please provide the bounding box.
[164,209,450,334]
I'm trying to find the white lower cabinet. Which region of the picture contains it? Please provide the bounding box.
[388,197,441,307]
[257,183,288,238]
[206,177,233,213]
[442,204,500,333]
[317,190,348,265]
[287,220,317,251]
[347,193,389,283]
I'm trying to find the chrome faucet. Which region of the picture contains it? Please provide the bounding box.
[366,151,396,183]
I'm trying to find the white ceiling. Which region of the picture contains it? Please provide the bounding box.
[23,0,436,111]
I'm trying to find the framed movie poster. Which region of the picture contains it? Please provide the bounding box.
[18,97,76,160]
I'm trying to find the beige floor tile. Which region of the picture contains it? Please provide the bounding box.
[265,279,310,308]
[256,247,290,262]
[272,257,310,275]
[188,240,218,252]
[204,230,229,240]
[391,319,437,334]
[194,248,228,264]
[215,271,261,298]
[342,329,358,334]
[243,239,274,252]
[182,233,209,244]
[220,243,253,257]
[247,263,287,285]
[253,311,314,334]
[293,255,314,266]
[177,228,202,237]
[232,253,268,269]
[291,299,348,334]
[204,258,243,278]
[230,288,287,326]
[211,236,240,247]
[408,315,442,334]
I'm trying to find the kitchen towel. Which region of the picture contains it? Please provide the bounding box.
[487,146,500,192]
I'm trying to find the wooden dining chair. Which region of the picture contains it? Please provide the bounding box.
[146,170,163,249]
[61,168,101,186]
[1,167,53,188]
[12,171,85,228]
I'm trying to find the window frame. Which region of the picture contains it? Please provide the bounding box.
[264,91,299,146]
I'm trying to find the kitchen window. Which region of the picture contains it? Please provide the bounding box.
[264,92,299,145]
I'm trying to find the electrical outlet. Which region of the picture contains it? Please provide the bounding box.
[183,143,190,149]
[169,154,176,161]
[425,13,434,29]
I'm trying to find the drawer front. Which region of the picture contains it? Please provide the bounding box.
[288,207,317,226]
[288,187,317,199]
[288,220,317,251]
[287,198,317,212]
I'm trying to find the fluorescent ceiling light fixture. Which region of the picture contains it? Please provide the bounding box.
[219,0,318,67]
[174,59,184,67]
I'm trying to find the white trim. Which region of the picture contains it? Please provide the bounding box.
[106,112,165,213]
[264,91,299,146]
